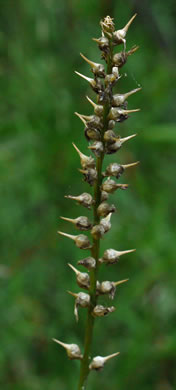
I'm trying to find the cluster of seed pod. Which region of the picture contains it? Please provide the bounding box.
[54,14,140,385]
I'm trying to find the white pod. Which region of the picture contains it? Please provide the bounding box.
[104,161,139,178]
[88,141,104,157]
[86,96,104,116]
[79,168,97,186]
[60,216,92,231]
[68,291,91,321]
[65,192,94,209]
[78,256,96,270]
[92,36,109,50]
[101,179,128,193]
[112,88,141,107]
[105,134,137,154]
[113,45,139,67]
[72,142,95,169]
[108,107,140,121]
[75,71,103,93]
[58,232,92,249]
[80,53,105,77]
[91,224,105,240]
[98,279,129,299]
[92,305,115,317]
[97,202,116,217]
[68,263,90,289]
[113,14,137,49]
[52,338,83,360]
[89,352,120,370]
[99,248,136,264]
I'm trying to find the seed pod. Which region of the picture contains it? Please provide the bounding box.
[65,192,94,209]
[98,279,129,299]
[100,191,109,202]
[92,305,115,317]
[78,256,96,270]
[100,213,112,233]
[58,232,92,249]
[80,53,105,78]
[68,291,90,321]
[104,130,117,144]
[88,141,104,157]
[112,88,141,107]
[60,216,92,231]
[79,168,97,186]
[91,224,105,240]
[113,14,137,49]
[52,339,83,360]
[108,120,116,129]
[92,36,109,51]
[105,67,119,86]
[101,179,128,193]
[72,142,95,169]
[84,127,101,141]
[75,112,102,130]
[105,134,137,154]
[75,71,103,93]
[89,352,120,371]
[99,248,136,264]
[86,96,104,116]
[97,202,116,217]
[103,161,139,178]
[113,45,139,67]
[108,107,140,121]
[68,263,90,289]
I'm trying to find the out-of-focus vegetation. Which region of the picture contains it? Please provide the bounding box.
[0,0,176,389]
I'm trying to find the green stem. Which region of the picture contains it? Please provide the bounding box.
[77,40,113,390]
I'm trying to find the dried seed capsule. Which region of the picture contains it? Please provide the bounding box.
[98,279,129,299]
[68,291,90,321]
[97,202,116,217]
[101,179,128,193]
[58,232,92,249]
[89,352,120,371]
[99,248,136,264]
[112,88,141,107]
[84,127,101,141]
[65,192,94,209]
[108,120,116,129]
[79,168,97,186]
[52,339,83,360]
[75,112,102,130]
[86,96,104,116]
[60,216,92,231]
[68,263,90,289]
[72,142,95,169]
[113,45,139,67]
[108,107,140,121]
[92,36,109,51]
[91,224,105,240]
[104,130,117,144]
[75,71,103,93]
[80,53,105,78]
[105,134,137,154]
[113,14,137,49]
[100,213,112,233]
[78,256,96,270]
[100,191,109,202]
[88,141,104,157]
[92,304,115,317]
[103,161,139,178]
[105,67,119,86]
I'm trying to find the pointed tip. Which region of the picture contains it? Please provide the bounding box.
[104,352,120,361]
[124,13,137,32]
[125,108,140,114]
[67,290,78,298]
[86,95,95,107]
[57,231,76,240]
[74,71,91,83]
[60,216,75,223]
[122,161,140,169]
[114,278,129,287]
[121,134,137,143]
[52,339,68,349]
[68,263,79,275]
[119,248,136,256]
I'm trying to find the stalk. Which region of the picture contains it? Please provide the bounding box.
[77,43,113,390]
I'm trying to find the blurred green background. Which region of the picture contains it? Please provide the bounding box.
[0,0,176,389]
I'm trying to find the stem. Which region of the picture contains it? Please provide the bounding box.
[77,41,113,390]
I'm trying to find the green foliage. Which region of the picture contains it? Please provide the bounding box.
[0,0,176,389]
